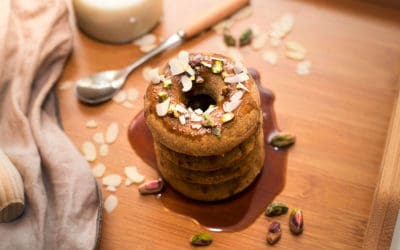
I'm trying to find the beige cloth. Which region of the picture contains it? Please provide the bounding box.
[0,0,101,249]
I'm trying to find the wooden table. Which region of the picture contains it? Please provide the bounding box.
[57,0,400,249]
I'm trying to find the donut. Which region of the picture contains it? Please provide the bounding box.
[144,51,261,157]
[143,51,265,201]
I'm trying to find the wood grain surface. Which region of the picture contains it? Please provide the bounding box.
[57,0,400,249]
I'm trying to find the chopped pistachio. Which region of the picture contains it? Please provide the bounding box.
[212,127,221,138]
[202,113,215,127]
[239,28,253,47]
[268,132,296,148]
[267,221,282,245]
[158,92,169,102]
[162,79,172,88]
[223,30,236,47]
[138,178,163,195]
[190,232,213,246]
[167,104,179,118]
[211,60,223,74]
[221,112,234,123]
[265,202,289,217]
[190,74,196,81]
[221,71,230,79]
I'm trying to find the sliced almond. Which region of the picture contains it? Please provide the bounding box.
[104,195,118,213]
[92,163,106,178]
[86,120,97,128]
[125,178,134,187]
[296,60,312,75]
[93,132,105,144]
[124,166,145,183]
[81,141,96,162]
[133,34,156,47]
[122,101,134,109]
[263,51,278,65]
[180,75,192,92]
[106,186,117,192]
[286,41,306,54]
[269,37,281,47]
[140,44,157,53]
[105,122,119,144]
[179,115,186,125]
[251,33,267,50]
[191,124,202,130]
[169,58,185,75]
[231,91,244,102]
[112,90,127,103]
[99,144,109,157]
[102,174,122,187]
[178,50,189,65]
[224,72,249,84]
[280,13,294,33]
[156,97,170,117]
[127,88,139,102]
[223,99,242,112]
[236,82,249,92]
[286,50,306,61]
[58,80,73,90]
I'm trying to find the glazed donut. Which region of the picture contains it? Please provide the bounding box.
[144,52,261,156]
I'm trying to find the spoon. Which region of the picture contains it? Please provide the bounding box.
[74,0,249,104]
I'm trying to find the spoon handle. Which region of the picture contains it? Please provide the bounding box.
[183,0,250,39]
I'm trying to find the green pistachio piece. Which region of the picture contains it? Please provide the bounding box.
[221,112,234,123]
[202,113,215,127]
[268,132,296,148]
[289,208,304,235]
[221,71,229,79]
[163,79,172,88]
[138,178,163,195]
[157,92,168,102]
[265,202,289,217]
[211,127,221,138]
[223,31,236,47]
[211,60,223,74]
[267,221,282,245]
[239,28,253,47]
[190,232,213,246]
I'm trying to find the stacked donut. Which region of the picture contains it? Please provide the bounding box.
[144,51,264,201]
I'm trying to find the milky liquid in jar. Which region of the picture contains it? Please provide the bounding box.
[73,0,163,43]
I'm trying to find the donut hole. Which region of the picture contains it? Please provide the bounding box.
[186,94,216,111]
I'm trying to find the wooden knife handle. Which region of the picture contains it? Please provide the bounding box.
[183,0,250,39]
[0,148,25,223]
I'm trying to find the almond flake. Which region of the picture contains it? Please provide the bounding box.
[124,166,145,183]
[251,33,267,50]
[102,174,122,187]
[133,34,156,47]
[156,97,170,117]
[106,186,117,192]
[58,80,73,90]
[112,90,127,103]
[191,124,202,130]
[169,58,185,75]
[263,51,278,65]
[104,195,118,213]
[224,72,249,84]
[280,13,294,33]
[194,109,203,115]
[231,91,244,102]
[140,44,157,53]
[178,50,190,65]
[175,104,187,114]
[286,41,306,54]
[286,50,306,61]
[125,178,134,187]
[179,115,186,125]
[180,75,192,92]
[127,88,139,102]
[190,113,203,122]
[105,122,119,144]
[92,163,106,178]
[270,37,281,47]
[296,60,312,75]
[223,99,242,112]
[236,82,249,92]
[86,120,97,128]
[122,101,134,109]
[81,141,96,162]
[93,132,105,144]
[99,144,109,157]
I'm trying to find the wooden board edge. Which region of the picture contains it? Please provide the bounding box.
[362,79,400,249]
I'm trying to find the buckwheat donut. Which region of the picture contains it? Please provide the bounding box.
[144,51,261,156]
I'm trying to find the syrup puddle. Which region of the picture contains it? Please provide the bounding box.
[128,70,289,232]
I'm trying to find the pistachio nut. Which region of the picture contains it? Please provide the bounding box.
[268,132,296,148]
[138,178,164,195]
[265,202,289,217]
[211,127,221,138]
[289,208,304,235]
[266,221,281,245]
[211,60,223,74]
[190,232,213,246]
[223,31,236,47]
[239,28,253,47]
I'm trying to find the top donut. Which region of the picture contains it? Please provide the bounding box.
[144,51,262,156]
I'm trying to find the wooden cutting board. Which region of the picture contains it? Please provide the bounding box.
[57,0,400,248]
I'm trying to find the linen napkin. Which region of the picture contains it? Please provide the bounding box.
[0,0,101,249]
